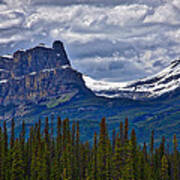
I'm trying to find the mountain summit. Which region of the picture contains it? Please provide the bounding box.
[0,41,93,108]
[0,40,70,77]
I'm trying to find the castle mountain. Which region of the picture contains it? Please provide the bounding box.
[0,41,93,107]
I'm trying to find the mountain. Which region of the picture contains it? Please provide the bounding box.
[0,41,179,148]
[83,59,180,100]
[0,40,94,121]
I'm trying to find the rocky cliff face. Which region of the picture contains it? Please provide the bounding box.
[0,41,93,107]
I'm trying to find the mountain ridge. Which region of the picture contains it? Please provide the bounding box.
[1,41,179,102]
[83,59,180,100]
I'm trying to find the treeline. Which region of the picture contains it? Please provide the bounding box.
[0,117,179,180]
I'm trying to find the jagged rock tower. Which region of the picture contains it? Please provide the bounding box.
[0,41,93,109]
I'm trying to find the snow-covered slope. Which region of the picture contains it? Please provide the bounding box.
[83,59,180,100]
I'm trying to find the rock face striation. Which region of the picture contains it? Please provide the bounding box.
[0,41,93,106]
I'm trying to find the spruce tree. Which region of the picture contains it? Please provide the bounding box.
[3,121,8,156]
[11,139,24,180]
[150,130,155,179]
[20,120,25,151]
[51,114,54,138]
[55,116,62,177]
[2,121,8,180]
[50,115,55,163]
[105,138,112,179]
[112,129,116,153]
[150,130,154,158]
[10,118,15,149]
[139,153,146,180]
[71,121,76,179]
[75,121,80,179]
[92,132,98,180]
[124,118,129,142]
[120,121,124,144]
[44,117,50,146]
[159,136,165,159]
[97,117,108,179]
[161,154,169,180]
[173,134,178,180]
[112,134,123,179]
[43,118,51,180]
[143,142,148,162]
[154,148,161,179]
[56,116,62,159]
[0,127,2,180]
[131,129,138,180]
[41,142,51,180]
[30,127,39,180]
[122,140,134,180]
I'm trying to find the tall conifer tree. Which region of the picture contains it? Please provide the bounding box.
[173,134,178,180]
[161,154,169,180]
[10,118,15,149]
[92,132,98,180]
[11,139,24,180]
[97,117,108,179]
[0,127,2,180]
[2,121,8,180]
[131,129,138,180]
[124,118,129,142]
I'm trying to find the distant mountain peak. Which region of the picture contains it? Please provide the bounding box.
[83,59,180,100]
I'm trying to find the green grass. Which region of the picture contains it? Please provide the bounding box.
[46,92,76,108]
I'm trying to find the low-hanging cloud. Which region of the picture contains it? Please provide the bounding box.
[0,0,180,81]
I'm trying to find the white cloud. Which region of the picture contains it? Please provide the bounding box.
[144,3,180,24]
[106,4,149,26]
[165,29,180,43]
[172,0,180,9]
[0,34,24,43]
[0,0,179,82]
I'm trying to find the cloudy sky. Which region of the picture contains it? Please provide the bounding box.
[0,0,180,81]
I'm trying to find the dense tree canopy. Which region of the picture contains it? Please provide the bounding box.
[0,117,179,180]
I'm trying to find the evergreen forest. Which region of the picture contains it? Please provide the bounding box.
[0,117,179,180]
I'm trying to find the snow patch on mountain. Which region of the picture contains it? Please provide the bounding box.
[1,54,13,59]
[83,60,180,99]
[0,79,8,84]
[83,76,131,92]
